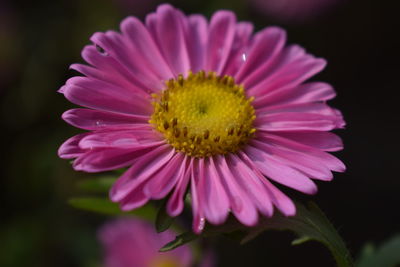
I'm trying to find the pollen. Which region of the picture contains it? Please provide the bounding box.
[150,71,256,158]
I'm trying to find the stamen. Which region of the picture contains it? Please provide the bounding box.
[204,130,210,139]
[172,118,178,127]
[163,121,169,130]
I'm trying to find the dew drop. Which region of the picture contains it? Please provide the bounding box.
[95,120,103,126]
[241,52,247,62]
[198,217,206,232]
[95,44,108,55]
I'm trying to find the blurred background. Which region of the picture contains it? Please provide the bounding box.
[1,0,399,266]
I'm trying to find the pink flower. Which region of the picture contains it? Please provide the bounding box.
[59,4,345,233]
[98,218,201,267]
[251,0,340,22]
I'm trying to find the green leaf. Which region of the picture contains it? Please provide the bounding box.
[69,197,121,215]
[355,234,400,267]
[291,236,312,245]
[160,201,353,267]
[159,232,198,252]
[68,197,156,220]
[113,168,128,175]
[76,176,117,193]
[241,202,353,267]
[155,201,174,233]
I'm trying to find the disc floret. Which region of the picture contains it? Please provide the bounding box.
[150,71,256,157]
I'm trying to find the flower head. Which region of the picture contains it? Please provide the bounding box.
[59,4,345,233]
[98,218,195,267]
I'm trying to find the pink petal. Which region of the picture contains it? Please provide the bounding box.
[215,155,258,226]
[186,15,208,72]
[235,26,286,84]
[79,45,150,96]
[58,133,88,159]
[144,153,186,199]
[260,177,296,217]
[251,138,333,180]
[269,131,343,151]
[226,154,273,217]
[72,134,163,173]
[78,129,161,150]
[144,12,157,39]
[90,31,163,92]
[255,112,344,132]
[70,63,149,98]
[221,21,254,76]
[256,102,340,117]
[257,133,346,174]
[73,147,154,173]
[167,157,192,217]
[205,10,236,73]
[119,183,149,211]
[248,45,326,97]
[150,4,190,76]
[62,108,149,130]
[244,144,318,194]
[120,16,174,81]
[239,152,296,216]
[110,144,174,202]
[190,159,206,234]
[244,44,307,89]
[62,77,153,116]
[198,157,230,225]
[254,82,336,110]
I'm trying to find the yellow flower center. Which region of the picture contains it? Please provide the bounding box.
[150,71,256,158]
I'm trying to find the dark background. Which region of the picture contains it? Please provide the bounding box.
[1,0,399,266]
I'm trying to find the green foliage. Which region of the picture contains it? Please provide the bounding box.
[68,197,156,221]
[76,176,117,193]
[160,202,353,267]
[159,232,199,252]
[356,235,400,267]
[155,200,174,233]
[70,175,158,221]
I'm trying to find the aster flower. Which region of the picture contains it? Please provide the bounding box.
[99,217,214,267]
[59,4,345,233]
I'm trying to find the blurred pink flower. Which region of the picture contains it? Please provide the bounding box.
[251,0,340,22]
[99,218,210,267]
[59,4,345,233]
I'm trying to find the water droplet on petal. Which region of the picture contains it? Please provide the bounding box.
[95,44,108,55]
[95,120,103,126]
[241,52,247,62]
[198,217,206,232]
